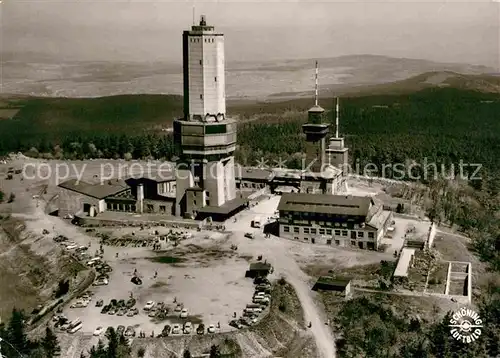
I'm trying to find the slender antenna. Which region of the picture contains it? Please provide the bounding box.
[192,4,195,25]
[335,97,340,138]
[314,61,319,106]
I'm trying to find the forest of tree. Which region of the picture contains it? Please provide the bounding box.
[0,309,60,358]
[1,88,499,183]
[1,87,499,358]
[335,293,500,358]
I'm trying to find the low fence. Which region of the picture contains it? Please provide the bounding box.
[75,214,201,230]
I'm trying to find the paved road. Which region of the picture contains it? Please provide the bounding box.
[225,195,336,358]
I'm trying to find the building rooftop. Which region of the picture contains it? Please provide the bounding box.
[308,105,325,113]
[394,248,416,277]
[277,193,374,216]
[316,276,351,287]
[249,262,272,271]
[367,208,392,229]
[236,167,274,181]
[197,197,248,215]
[59,178,129,200]
[313,276,352,292]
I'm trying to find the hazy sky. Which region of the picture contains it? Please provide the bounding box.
[2,0,499,69]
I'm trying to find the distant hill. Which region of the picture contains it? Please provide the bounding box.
[320,71,500,97]
[1,71,499,146]
[3,54,496,100]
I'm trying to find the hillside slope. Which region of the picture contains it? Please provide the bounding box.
[321,71,500,97]
[0,215,87,319]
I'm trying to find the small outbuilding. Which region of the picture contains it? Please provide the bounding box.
[245,262,272,278]
[312,276,352,299]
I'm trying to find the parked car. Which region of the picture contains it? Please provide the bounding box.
[127,308,138,317]
[183,322,192,334]
[196,324,205,335]
[254,277,270,285]
[239,317,251,326]
[131,276,142,285]
[229,320,243,329]
[93,326,104,336]
[93,278,108,286]
[117,308,127,316]
[68,323,82,334]
[244,233,254,239]
[180,308,188,318]
[174,304,183,312]
[207,324,216,333]
[107,307,117,315]
[101,305,110,314]
[161,325,172,337]
[260,297,270,305]
[172,324,181,335]
[125,298,136,308]
[95,299,104,307]
[148,309,157,318]
[116,325,125,336]
[143,301,155,311]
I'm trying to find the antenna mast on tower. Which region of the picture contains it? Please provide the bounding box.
[335,97,340,138]
[314,61,319,106]
[192,4,195,25]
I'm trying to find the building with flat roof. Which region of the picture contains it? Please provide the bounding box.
[393,248,416,279]
[277,193,393,250]
[312,276,352,299]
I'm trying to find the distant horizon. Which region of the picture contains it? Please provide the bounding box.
[2,52,498,73]
[3,1,499,70]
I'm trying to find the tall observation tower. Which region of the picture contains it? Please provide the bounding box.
[302,61,330,173]
[174,15,241,219]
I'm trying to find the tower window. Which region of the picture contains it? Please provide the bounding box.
[199,60,202,65]
[214,76,217,82]
[200,94,203,99]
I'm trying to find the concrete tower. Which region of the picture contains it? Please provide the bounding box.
[174,15,238,219]
[326,97,349,173]
[302,61,330,173]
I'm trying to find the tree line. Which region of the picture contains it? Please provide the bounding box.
[1,88,499,183]
[0,309,59,358]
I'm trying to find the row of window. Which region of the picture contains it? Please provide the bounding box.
[283,211,362,220]
[291,237,375,250]
[107,203,136,212]
[190,38,216,43]
[283,226,375,239]
[283,219,366,229]
[236,182,266,189]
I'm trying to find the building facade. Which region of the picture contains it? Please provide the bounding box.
[277,193,393,250]
[183,15,225,121]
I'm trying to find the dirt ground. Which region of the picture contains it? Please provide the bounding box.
[61,230,257,335]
